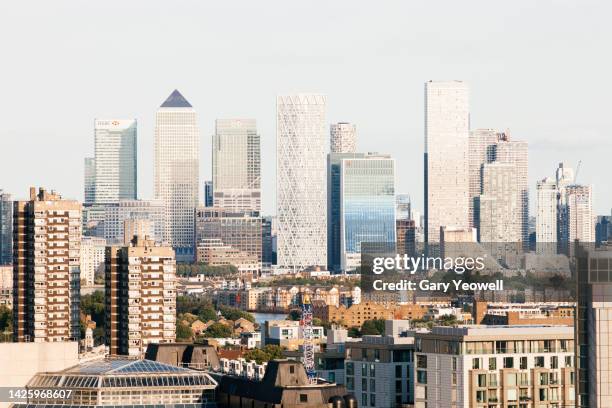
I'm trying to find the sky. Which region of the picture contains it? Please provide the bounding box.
[0,0,610,215]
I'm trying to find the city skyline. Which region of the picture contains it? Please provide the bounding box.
[1,1,610,215]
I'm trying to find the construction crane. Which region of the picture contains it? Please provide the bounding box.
[300,293,316,384]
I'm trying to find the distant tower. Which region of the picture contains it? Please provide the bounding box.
[424,81,470,243]
[93,119,137,203]
[536,177,558,252]
[212,119,261,212]
[83,157,96,204]
[154,90,199,260]
[0,191,12,265]
[276,94,327,271]
[330,122,356,153]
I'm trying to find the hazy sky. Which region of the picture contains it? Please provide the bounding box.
[1,0,610,215]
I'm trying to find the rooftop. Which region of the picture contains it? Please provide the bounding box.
[160,89,192,108]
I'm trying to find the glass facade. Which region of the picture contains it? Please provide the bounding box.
[339,154,396,271]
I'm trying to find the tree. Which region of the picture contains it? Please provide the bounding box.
[202,322,233,338]
[219,306,255,323]
[176,320,194,340]
[198,307,218,323]
[243,344,284,364]
[360,319,385,335]
[287,310,301,321]
[0,305,12,333]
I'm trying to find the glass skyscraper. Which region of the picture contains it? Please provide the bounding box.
[328,153,396,272]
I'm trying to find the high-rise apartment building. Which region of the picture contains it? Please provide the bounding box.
[13,187,81,342]
[424,81,470,243]
[536,177,559,251]
[0,190,12,265]
[564,185,595,247]
[414,325,575,408]
[212,119,261,213]
[194,207,262,263]
[276,94,327,271]
[468,129,529,243]
[154,90,199,259]
[477,162,521,242]
[105,236,176,356]
[327,153,396,271]
[83,157,96,204]
[330,122,357,153]
[93,119,137,203]
[80,236,106,286]
[576,243,612,407]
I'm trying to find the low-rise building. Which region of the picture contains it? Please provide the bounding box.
[345,320,416,408]
[314,301,429,327]
[414,325,575,408]
[473,301,575,326]
[264,320,324,350]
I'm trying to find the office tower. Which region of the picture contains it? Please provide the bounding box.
[0,190,12,265]
[564,185,595,246]
[330,122,357,153]
[262,216,274,266]
[414,325,575,408]
[154,90,199,259]
[339,153,396,271]
[103,200,165,245]
[80,236,106,286]
[13,187,81,342]
[536,177,559,251]
[194,207,262,262]
[83,157,96,204]
[424,81,470,243]
[396,194,411,220]
[93,119,137,203]
[576,243,612,407]
[477,162,521,242]
[396,219,416,256]
[105,236,176,356]
[276,94,327,271]
[123,219,153,245]
[439,226,477,243]
[212,119,261,213]
[204,180,213,207]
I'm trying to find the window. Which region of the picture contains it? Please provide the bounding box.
[565,356,573,367]
[374,349,380,361]
[472,358,480,369]
[346,362,354,376]
[417,370,427,384]
[417,355,428,368]
[300,394,308,403]
[396,365,403,378]
[370,364,376,377]
[362,393,368,406]
[504,357,514,368]
[489,358,496,370]
[452,357,457,371]
[370,393,376,407]
[347,377,354,391]
[396,380,402,393]
[535,356,545,368]
[362,378,368,390]
[478,374,487,387]
[551,356,558,369]
[290,365,295,374]
[370,379,376,391]
[362,363,368,377]
[520,357,527,370]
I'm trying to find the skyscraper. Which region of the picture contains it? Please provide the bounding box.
[536,176,558,251]
[330,122,356,153]
[468,129,528,243]
[83,157,96,204]
[564,184,595,246]
[396,194,411,221]
[93,119,137,203]
[477,162,520,242]
[0,190,12,265]
[212,119,261,212]
[276,94,327,271]
[13,187,81,342]
[154,90,199,259]
[328,153,396,271]
[424,80,470,243]
[105,236,176,356]
[204,180,213,207]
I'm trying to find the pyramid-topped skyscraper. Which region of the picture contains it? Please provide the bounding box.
[154,90,199,260]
